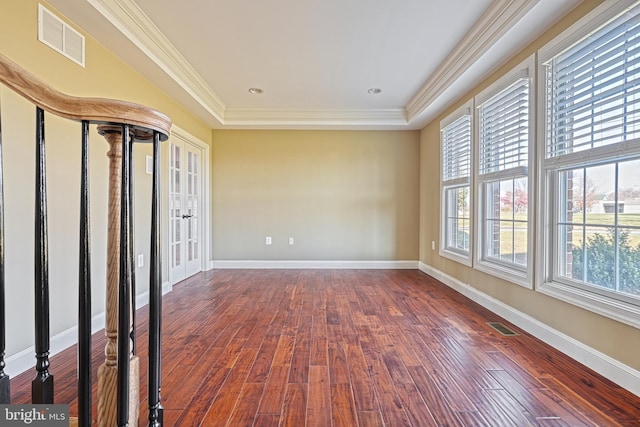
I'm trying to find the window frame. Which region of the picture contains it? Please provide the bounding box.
[536,0,640,328]
[440,100,474,266]
[474,55,536,288]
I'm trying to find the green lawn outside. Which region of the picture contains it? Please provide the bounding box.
[489,213,640,252]
[467,213,640,256]
[571,213,640,227]
[566,213,640,247]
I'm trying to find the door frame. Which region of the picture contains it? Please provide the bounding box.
[163,125,211,287]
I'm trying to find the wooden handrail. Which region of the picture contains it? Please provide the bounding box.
[0,53,169,425]
[0,53,171,139]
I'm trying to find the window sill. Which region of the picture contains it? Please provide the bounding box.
[439,248,472,267]
[474,258,532,289]
[538,280,640,330]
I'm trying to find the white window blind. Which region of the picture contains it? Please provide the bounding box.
[478,78,529,175]
[545,4,640,158]
[442,114,471,182]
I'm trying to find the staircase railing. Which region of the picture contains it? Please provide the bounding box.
[0,52,171,427]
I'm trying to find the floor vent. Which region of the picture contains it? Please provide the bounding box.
[38,4,85,67]
[487,322,519,336]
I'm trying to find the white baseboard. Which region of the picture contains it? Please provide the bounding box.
[5,280,173,378]
[211,260,419,269]
[162,280,172,295]
[419,262,640,397]
[5,311,106,378]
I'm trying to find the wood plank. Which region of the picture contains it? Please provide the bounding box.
[395,382,438,426]
[328,324,350,385]
[360,338,412,426]
[253,414,280,427]
[407,365,464,427]
[483,388,537,426]
[226,383,265,427]
[530,387,593,427]
[310,303,329,366]
[246,334,279,383]
[257,365,290,415]
[7,269,640,426]
[345,343,378,412]
[200,347,258,427]
[410,326,479,412]
[307,365,331,427]
[289,315,311,384]
[357,411,385,426]
[173,367,230,426]
[538,377,627,427]
[488,369,560,419]
[271,334,296,367]
[330,383,359,427]
[281,383,307,427]
[383,324,424,367]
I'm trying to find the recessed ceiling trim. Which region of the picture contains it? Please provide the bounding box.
[406,0,540,122]
[79,0,578,130]
[224,108,408,128]
[86,0,409,128]
[87,0,226,122]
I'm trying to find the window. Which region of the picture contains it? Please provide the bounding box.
[538,0,640,326]
[440,102,473,265]
[475,56,535,286]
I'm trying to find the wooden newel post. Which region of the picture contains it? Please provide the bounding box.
[97,126,139,427]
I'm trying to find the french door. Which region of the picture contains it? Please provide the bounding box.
[168,138,203,283]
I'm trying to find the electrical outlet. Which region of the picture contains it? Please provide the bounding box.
[266,236,272,245]
[431,241,435,250]
[137,254,144,267]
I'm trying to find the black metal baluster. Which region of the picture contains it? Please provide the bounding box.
[78,121,92,426]
[32,107,53,404]
[128,133,136,355]
[148,131,163,427]
[117,125,132,427]
[0,97,9,404]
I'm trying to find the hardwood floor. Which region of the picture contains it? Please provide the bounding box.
[9,269,640,426]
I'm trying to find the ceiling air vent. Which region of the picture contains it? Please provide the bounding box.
[38,4,85,67]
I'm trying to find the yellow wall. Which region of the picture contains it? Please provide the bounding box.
[420,0,640,372]
[1,0,211,143]
[0,0,211,360]
[211,130,420,261]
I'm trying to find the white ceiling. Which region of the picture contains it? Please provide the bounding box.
[48,0,580,130]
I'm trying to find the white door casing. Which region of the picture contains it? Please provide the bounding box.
[166,126,210,285]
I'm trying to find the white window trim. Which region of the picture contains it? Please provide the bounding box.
[474,55,536,288]
[536,0,640,328]
[440,100,474,266]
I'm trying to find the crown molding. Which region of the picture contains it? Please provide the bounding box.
[85,0,410,129]
[405,0,539,122]
[84,0,569,129]
[223,107,408,128]
[87,0,226,122]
